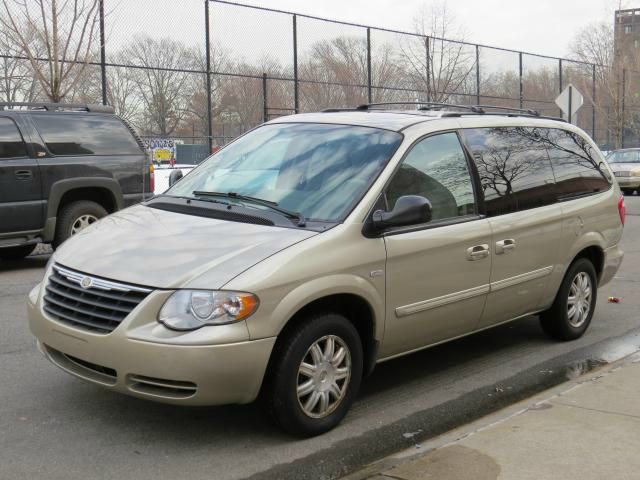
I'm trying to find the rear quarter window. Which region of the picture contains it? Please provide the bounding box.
[542,128,610,199]
[31,114,143,156]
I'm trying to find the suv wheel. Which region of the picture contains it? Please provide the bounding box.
[53,200,108,248]
[0,244,36,260]
[540,258,597,341]
[264,313,363,437]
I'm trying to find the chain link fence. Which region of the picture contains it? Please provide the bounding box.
[1,0,639,150]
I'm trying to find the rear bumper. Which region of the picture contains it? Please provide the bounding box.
[28,286,276,406]
[600,244,624,287]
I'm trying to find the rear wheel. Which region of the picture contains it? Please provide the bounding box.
[53,200,108,248]
[0,244,36,260]
[263,312,363,437]
[540,258,597,341]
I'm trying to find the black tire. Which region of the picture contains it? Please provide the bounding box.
[53,200,108,248]
[0,244,36,260]
[263,312,363,437]
[622,188,635,196]
[540,258,598,341]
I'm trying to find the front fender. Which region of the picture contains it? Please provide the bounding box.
[248,273,385,343]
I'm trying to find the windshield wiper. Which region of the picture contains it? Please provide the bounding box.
[193,191,306,227]
[164,193,231,206]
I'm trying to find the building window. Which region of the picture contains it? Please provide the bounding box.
[624,25,632,34]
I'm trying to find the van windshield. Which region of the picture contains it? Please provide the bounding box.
[166,123,402,223]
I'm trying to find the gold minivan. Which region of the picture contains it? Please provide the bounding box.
[28,104,625,436]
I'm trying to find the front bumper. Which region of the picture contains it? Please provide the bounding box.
[27,285,276,406]
[615,176,640,189]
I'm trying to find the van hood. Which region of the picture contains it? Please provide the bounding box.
[53,204,317,289]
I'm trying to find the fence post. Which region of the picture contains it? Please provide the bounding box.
[592,64,596,141]
[518,52,523,109]
[621,68,626,148]
[263,73,268,123]
[204,0,213,150]
[425,36,430,102]
[475,45,480,105]
[99,0,107,105]
[367,27,372,103]
[558,58,563,117]
[293,14,299,113]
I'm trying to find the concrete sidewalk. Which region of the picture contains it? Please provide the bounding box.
[347,353,640,480]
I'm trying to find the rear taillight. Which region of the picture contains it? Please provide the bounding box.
[149,163,155,194]
[618,195,626,226]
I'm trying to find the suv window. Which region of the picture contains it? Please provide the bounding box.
[0,117,27,158]
[385,132,476,221]
[32,114,142,156]
[542,128,610,198]
[463,127,557,216]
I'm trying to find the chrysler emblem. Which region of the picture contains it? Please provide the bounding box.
[80,276,93,289]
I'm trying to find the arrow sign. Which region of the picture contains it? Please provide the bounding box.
[555,83,584,124]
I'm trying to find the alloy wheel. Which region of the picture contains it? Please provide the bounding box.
[567,272,592,328]
[296,335,351,419]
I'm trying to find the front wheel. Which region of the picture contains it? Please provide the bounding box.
[53,200,108,248]
[540,258,597,341]
[263,313,363,437]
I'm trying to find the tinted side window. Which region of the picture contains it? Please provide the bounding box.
[32,114,142,156]
[0,117,27,159]
[542,128,610,198]
[385,132,476,221]
[463,127,557,216]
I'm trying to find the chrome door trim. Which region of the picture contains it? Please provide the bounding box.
[489,266,554,292]
[395,265,554,318]
[395,284,490,318]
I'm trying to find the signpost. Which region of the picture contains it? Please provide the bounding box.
[555,83,584,125]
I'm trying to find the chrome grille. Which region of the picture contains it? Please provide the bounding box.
[614,171,630,177]
[43,264,152,334]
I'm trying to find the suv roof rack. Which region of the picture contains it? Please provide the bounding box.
[0,102,115,114]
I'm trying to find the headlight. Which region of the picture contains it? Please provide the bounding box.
[158,290,259,331]
[632,170,640,177]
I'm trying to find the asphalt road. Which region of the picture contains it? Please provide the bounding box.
[2,197,640,480]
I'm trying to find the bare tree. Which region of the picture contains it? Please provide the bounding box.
[0,0,100,102]
[398,1,475,102]
[0,27,42,102]
[124,35,197,136]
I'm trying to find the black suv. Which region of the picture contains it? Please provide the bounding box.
[0,103,152,260]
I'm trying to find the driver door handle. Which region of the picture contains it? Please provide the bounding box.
[15,169,33,180]
[495,238,516,254]
[466,244,490,261]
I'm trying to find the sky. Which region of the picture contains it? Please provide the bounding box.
[105,0,637,71]
[227,0,629,58]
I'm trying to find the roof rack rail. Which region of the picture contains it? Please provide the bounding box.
[474,104,540,116]
[0,102,115,114]
[321,101,564,122]
[355,101,485,113]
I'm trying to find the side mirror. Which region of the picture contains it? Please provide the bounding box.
[372,195,432,231]
[168,169,183,187]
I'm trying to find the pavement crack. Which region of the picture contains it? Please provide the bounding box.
[550,400,640,421]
